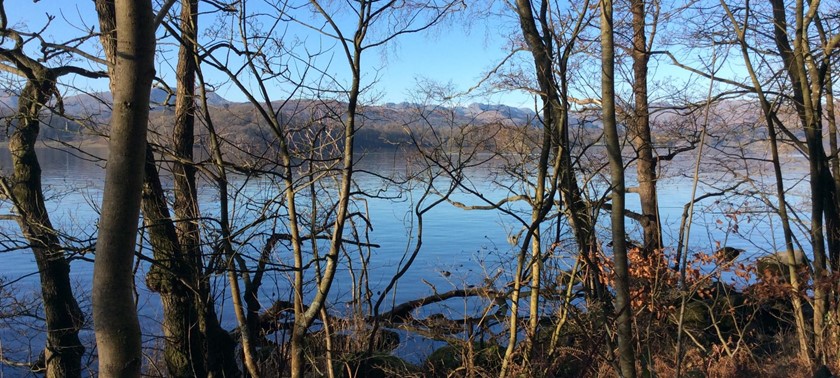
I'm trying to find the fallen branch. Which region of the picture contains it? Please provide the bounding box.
[374,287,502,322]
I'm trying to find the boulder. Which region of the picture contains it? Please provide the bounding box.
[756,250,808,280]
[425,342,502,377]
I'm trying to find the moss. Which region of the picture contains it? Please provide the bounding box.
[682,299,709,328]
[304,328,401,357]
[425,342,502,377]
[337,353,419,378]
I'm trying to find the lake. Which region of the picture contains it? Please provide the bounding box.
[0,143,813,369]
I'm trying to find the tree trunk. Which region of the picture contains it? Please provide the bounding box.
[291,44,359,378]
[601,1,635,376]
[92,0,155,375]
[142,145,206,377]
[770,0,838,360]
[8,75,84,378]
[194,69,245,378]
[826,68,840,271]
[139,0,239,375]
[630,0,661,253]
[172,1,200,267]
[195,74,259,376]
[824,61,840,352]
[720,0,813,362]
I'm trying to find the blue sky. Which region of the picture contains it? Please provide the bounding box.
[3,0,729,109]
[3,0,533,105]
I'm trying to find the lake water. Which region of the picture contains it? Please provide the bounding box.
[0,144,813,369]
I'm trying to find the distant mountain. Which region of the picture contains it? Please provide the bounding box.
[0,88,543,148]
[147,88,231,107]
[376,101,537,127]
[204,91,231,106]
[44,88,233,120]
[2,88,535,125]
[60,92,112,119]
[149,88,170,107]
[0,89,19,112]
[460,103,534,121]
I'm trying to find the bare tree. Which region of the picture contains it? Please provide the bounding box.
[271,2,460,376]
[0,3,106,375]
[769,0,840,360]
[719,0,812,364]
[92,0,156,375]
[629,0,662,252]
[601,0,635,376]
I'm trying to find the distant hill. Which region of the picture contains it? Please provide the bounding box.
[0,89,539,149]
[6,88,796,154]
[2,87,799,158]
[0,90,19,112]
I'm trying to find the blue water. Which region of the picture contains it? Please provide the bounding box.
[0,145,813,370]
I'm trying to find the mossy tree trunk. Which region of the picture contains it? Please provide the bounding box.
[0,10,108,374]
[6,71,85,378]
[142,0,238,376]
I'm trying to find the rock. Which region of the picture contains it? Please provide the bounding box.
[715,246,744,264]
[303,328,401,359]
[338,353,419,378]
[425,342,502,377]
[30,350,45,373]
[814,364,834,378]
[756,250,808,280]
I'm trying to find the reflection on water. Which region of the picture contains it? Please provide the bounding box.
[0,144,813,365]
[0,145,813,289]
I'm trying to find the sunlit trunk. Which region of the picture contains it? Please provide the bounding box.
[770,0,837,361]
[630,0,661,253]
[92,0,155,375]
[9,76,84,378]
[601,1,635,376]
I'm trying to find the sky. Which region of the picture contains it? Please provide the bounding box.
[2,0,726,109]
[2,0,535,106]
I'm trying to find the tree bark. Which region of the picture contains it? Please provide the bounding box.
[630,0,661,253]
[720,0,813,363]
[770,0,836,359]
[601,1,635,376]
[92,0,155,375]
[142,145,207,377]
[7,75,85,378]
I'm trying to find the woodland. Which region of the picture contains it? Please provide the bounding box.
[0,0,839,377]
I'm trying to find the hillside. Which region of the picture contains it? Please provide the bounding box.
[0,89,538,149]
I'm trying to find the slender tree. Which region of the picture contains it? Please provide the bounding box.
[505,0,611,375]
[719,0,812,364]
[769,0,840,359]
[629,0,661,252]
[277,2,460,375]
[143,1,239,375]
[0,6,105,375]
[601,0,635,376]
[92,0,156,375]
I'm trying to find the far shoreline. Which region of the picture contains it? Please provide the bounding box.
[0,137,110,151]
